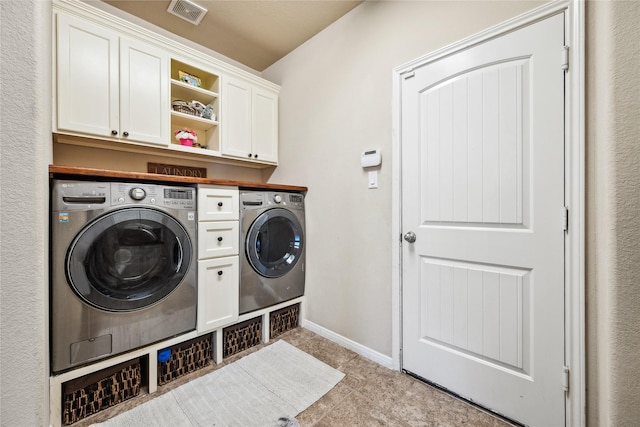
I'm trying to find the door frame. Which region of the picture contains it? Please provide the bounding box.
[390,1,585,425]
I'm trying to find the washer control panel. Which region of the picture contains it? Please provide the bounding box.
[52,180,195,210]
[112,183,195,209]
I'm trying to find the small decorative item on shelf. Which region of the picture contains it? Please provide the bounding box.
[175,128,197,146]
[201,104,216,121]
[179,70,201,88]
[191,101,216,121]
[172,100,197,116]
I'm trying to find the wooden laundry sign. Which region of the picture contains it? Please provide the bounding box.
[147,162,207,178]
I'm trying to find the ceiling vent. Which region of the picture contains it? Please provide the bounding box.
[167,0,208,26]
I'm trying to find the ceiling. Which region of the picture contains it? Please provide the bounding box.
[102,0,363,71]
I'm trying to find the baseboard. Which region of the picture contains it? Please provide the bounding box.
[301,320,394,370]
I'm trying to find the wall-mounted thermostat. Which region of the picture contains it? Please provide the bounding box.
[361,149,381,168]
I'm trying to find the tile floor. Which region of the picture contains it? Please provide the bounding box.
[73,327,516,426]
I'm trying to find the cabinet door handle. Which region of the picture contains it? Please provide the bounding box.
[123,131,129,137]
[247,153,252,158]
[254,154,258,159]
[217,236,223,242]
[217,270,223,276]
[111,130,118,135]
[217,201,223,207]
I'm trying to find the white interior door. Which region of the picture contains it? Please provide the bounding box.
[401,13,566,426]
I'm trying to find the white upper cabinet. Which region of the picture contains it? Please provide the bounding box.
[252,87,279,163]
[119,39,169,145]
[56,13,169,145]
[222,76,278,164]
[53,0,279,166]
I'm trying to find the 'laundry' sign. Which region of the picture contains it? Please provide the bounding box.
[147,162,207,178]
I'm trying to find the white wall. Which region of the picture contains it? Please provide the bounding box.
[0,1,52,425]
[262,0,544,357]
[586,1,640,425]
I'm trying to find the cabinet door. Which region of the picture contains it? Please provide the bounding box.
[252,88,278,163]
[56,13,119,137]
[198,186,239,221]
[120,38,169,145]
[198,221,239,260]
[221,77,252,159]
[197,256,239,332]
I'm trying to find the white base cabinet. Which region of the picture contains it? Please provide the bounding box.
[197,256,239,332]
[196,186,240,334]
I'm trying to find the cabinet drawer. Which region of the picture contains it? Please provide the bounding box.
[198,186,239,221]
[198,221,239,259]
[197,256,239,332]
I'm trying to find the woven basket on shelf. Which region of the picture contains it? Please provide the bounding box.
[171,100,197,116]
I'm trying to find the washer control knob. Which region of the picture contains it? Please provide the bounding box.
[130,187,146,201]
[273,194,283,204]
[117,197,125,203]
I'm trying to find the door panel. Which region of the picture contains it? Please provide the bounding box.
[56,13,119,136]
[120,38,168,145]
[402,13,565,426]
[422,59,528,226]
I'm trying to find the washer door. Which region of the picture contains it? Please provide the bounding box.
[66,208,192,312]
[246,208,304,278]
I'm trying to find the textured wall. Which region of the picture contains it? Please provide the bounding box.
[262,1,544,356]
[586,1,640,425]
[0,0,52,425]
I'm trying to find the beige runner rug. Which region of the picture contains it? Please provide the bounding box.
[92,340,344,427]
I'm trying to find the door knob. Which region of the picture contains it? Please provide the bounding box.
[403,231,416,243]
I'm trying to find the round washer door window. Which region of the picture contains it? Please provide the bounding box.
[246,208,304,278]
[66,208,192,312]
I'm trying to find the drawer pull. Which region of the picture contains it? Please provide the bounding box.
[218,202,223,207]
[217,270,223,276]
[217,236,223,242]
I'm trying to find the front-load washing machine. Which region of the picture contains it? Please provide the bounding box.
[50,179,197,373]
[239,190,305,314]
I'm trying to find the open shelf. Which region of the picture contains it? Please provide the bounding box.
[170,59,220,154]
[171,79,218,105]
[171,111,218,131]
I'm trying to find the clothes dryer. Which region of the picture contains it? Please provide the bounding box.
[239,191,305,314]
[50,179,197,373]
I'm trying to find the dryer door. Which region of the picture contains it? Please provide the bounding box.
[66,207,193,311]
[246,208,304,278]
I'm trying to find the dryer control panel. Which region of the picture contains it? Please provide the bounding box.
[240,191,304,210]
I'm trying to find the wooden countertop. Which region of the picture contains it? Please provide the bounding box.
[49,165,308,192]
